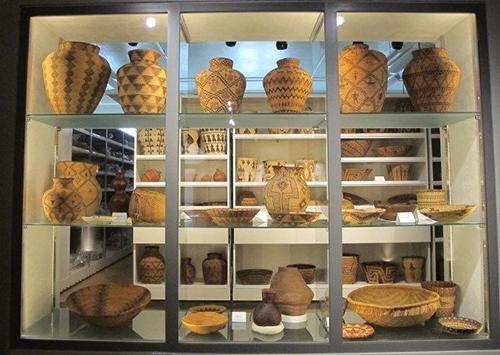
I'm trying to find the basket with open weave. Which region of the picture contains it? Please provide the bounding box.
[347,285,440,327]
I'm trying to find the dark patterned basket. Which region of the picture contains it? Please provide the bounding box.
[236,269,273,285]
[287,263,316,284]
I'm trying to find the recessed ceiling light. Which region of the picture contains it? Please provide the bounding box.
[336,15,345,27]
[146,17,156,28]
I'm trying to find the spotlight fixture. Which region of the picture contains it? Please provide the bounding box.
[128,42,138,47]
[391,41,404,50]
[225,41,237,47]
[276,41,288,50]
[146,17,156,28]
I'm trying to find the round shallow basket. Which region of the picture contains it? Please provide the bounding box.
[343,192,370,206]
[373,202,417,221]
[205,208,259,226]
[387,193,417,204]
[374,145,410,157]
[362,261,399,284]
[386,164,411,181]
[343,254,359,284]
[236,269,273,285]
[65,284,151,328]
[416,189,448,208]
[341,140,371,157]
[181,311,228,335]
[419,205,476,223]
[347,285,440,328]
[342,168,372,181]
[269,211,322,225]
[438,317,482,335]
[183,209,211,223]
[188,304,227,314]
[342,208,385,225]
[343,323,375,339]
[287,264,316,284]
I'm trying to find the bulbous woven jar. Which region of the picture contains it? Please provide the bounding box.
[42,41,111,114]
[181,257,196,285]
[117,49,167,113]
[42,178,83,223]
[270,266,314,316]
[56,161,102,216]
[263,58,312,112]
[109,170,130,213]
[195,57,246,113]
[264,166,310,214]
[339,43,388,113]
[202,253,227,285]
[403,48,460,112]
[138,245,165,284]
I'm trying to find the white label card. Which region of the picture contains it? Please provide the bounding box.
[232,311,247,323]
[374,176,386,182]
[396,212,417,224]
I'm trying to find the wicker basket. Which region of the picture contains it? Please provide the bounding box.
[421,281,457,317]
[347,285,440,327]
[128,189,165,223]
[341,139,371,157]
[438,317,482,335]
[65,284,151,328]
[137,128,165,155]
[362,261,399,284]
[416,189,448,208]
[374,145,410,157]
[387,164,411,181]
[343,192,370,205]
[419,205,476,223]
[342,208,385,225]
[373,202,417,221]
[188,304,227,314]
[287,264,316,284]
[343,254,359,284]
[342,168,372,181]
[236,269,273,285]
[183,209,211,223]
[205,208,259,226]
[200,129,226,154]
[387,193,417,204]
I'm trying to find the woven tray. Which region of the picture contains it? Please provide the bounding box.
[341,139,371,157]
[419,205,476,223]
[347,285,440,328]
[342,208,385,225]
[205,208,259,226]
[342,168,372,181]
[438,317,482,335]
[236,269,273,285]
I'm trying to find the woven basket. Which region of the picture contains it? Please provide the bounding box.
[200,129,226,154]
[373,202,417,221]
[387,193,417,204]
[341,140,371,157]
[342,208,385,225]
[374,145,410,157]
[128,189,165,223]
[438,317,482,335]
[236,269,273,285]
[137,128,165,155]
[416,189,448,208]
[347,285,440,327]
[342,168,372,181]
[362,261,399,284]
[421,281,457,317]
[205,208,259,226]
[287,263,316,284]
[65,284,151,328]
[343,192,370,205]
[343,254,359,284]
[387,164,411,181]
[419,205,476,223]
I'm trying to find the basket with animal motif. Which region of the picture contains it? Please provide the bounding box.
[341,140,371,157]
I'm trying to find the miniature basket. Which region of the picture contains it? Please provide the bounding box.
[200,129,226,154]
[287,263,316,284]
[419,205,476,223]
[205,208,259,226]
[236,269,273,285]
[65,284,151,328]
[341,139,371,157]
[342,208,385,225]
[342,168,372,181]
[347,285,440,328]
[438,317,482,335]
[343,254,359,284]
[362,261,399,284]
[416,189,448,208]
[421,281,457,317]
[387,164,411,181]
[374,145,411,157]
[128,189,165,223]
[373,202,417,221]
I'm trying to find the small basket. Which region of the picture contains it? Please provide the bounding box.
[341,139,371,157]
[438,317,482,335]
[421,281,457,317]
[342,168,372,181]
[419,205,476,223]
[287,263,316,284]
[236,269,273,285]
[374,145,410,157]
[373,202,417,221]
[342,208,385,225]
[387,164,411,181]
[200,129,227,154]
[205,208,259,226]
[343,254,359,284]
[362,261,399,284]
[416,189,448,208]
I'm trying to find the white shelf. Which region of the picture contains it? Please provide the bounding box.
[235,181,327,187]
[342,180,427,187]
[179,228,229,244]
[341,157,426,163]
[234,228,329,244]
[180,205,229,210]
[136,154,166,161]
[135,181,165,188]
[180,181,228,188]
[234,133,326,140]
[135,282,165,300]
[234,282,328,301]
[179,281,230,301]
[342,226,430,244]
[180,154,228,160]
[341,133,426,139]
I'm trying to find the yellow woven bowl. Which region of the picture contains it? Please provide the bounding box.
[181,311,228,335]
[342,208,385,225]
[419,205,476,223]
[205,208,259,226]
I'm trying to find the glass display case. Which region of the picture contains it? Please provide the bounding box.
[12,1,499,354]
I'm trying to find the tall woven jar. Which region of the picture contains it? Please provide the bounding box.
[263,58,312,112]
[202,253,227,285]
[421,281,457,316]
[117,49,167,113]
[42,178,83,223]
[195,57,246,113]
[264,166,310,214]
[403,48,460,112]
[339,43,388,113]
[138,245,165,284]
[42,41,110,113]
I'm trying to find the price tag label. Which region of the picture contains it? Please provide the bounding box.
[232,311,247,323]
[374,176,386,182]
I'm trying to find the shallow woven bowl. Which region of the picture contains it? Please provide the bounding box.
[387,193,417,204]
[205,208,259,226]
[341,140,371,157]
[188,304,227,314]
[181,311,228,335]
[374,145,410,157]
[419,205,476,223]
[236,269,273,285]
[342,168,372,181]
[342,208,385,225]
[65,284,151,328]
[374,202,417,221]
[343,192,370,205]
[269,211,322,225]
[438,317,482,335]
[184,209,211,223]
[347,285,440,328]
[287,263,316,284]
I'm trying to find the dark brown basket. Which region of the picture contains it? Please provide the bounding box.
[343,254,359,284]
[236,269,273,285]
[362,262,398,284]
[287,263,316,284]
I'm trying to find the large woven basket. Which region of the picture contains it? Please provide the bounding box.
[341,140,371,157]
[128,189,165,223]
[342,168,372,181]
[419,205,476,223]
[65,284,151,328]
[205,208,259,226]
[200,129,227,154]
[416,189,448,208]
[347,285,440,327]
[421,281,457,317]
[343,254,359,284]
[387,164,411,181]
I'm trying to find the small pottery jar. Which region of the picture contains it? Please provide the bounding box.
[403,48,461,112]
[339,42,388,113]
[362,261,399,284]
[270,266,314,316]
[108,170,130,213]
[202,253,227,285]
[263,58,312,112]
[402,256,426,283]
[138,245,165,284]
[263,159,286,181]
[182,129,200,154]
[213,169,226,182]
[200,129,226,154]
[117,49,167,113]
[141,169,162,182]
[128,189,165,223]
[264,166,310,214]
[295,159,316,182]
[42,178,83,223]
[137,128,165,155]
[252,289,284,335]
[42,41,111,114]
[181,257,196,285]
[343,254,359,284]
[237,157,257,182]
[56,161,102,217]
[421,281,457,317]
[196,57,246,113]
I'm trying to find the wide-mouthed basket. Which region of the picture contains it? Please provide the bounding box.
[373,202,417,221]
[287,263,316,284]
[128,189,165,223]
[419,205,476,223]
[341,139,371,157]
[416,189,447,208]
[343,254,359,284]
[183,209,211,223]
[269,211,321,225]
[342,168,372,181]
[65,284,151,328]
[200,129,227,154]
[421,281,457,317]
[205,208,259,226]
[236,269,273,285]
[347,285,440,327]
[188,304,227,314]
[343,192,370,205]
[387,164,411,181]
[438,317,482,335]
[362,261,399,284]
[374,145,411,157]
[342,208,385,225]
[387,193,417,204]
[181,311,228,335]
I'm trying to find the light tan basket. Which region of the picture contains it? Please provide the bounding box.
[206,208,259,226]
[200,129,227,154]
[341,140,371,157]
[342,208,385,225]
[421,281,457,317]
[416,189,448,208]
[374,145,410,157]
[128,189,165,223]
[387,164,411,181]
[342,168,372,181]
[419,205,476,223]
